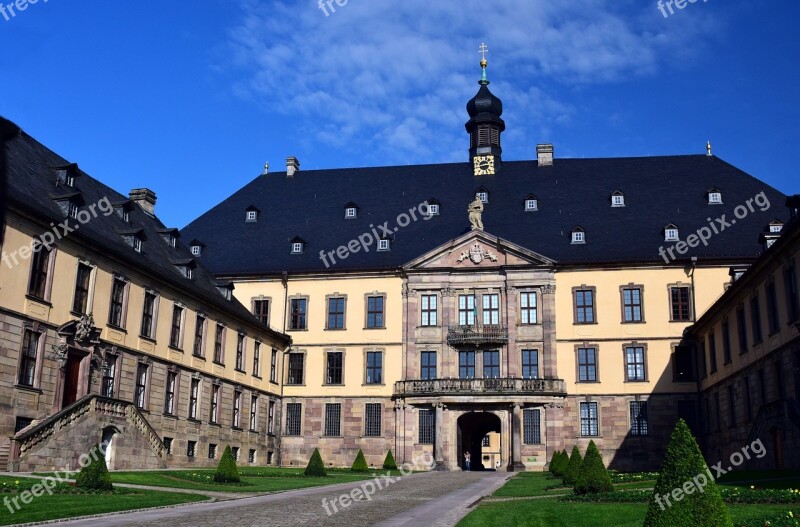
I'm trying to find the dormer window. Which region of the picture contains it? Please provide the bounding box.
[769,221,783,233]
[191,245,201,256]
[344,202,359,219]
[378,239,390,251]
[216,281,234,301]
[524,195,538,211]
[664,224,680,242]
[68,201,79,219]
[133,237,143,253]
[189,240,205,257]
[172,259,196,280]
[159,229,179,248]
[290,237,306,254]
[50,192,84,219]
[475,187,489,203]
[707,188,723,205]
[611,191,625,207]
[426,200,440,216]
[571,227,585,245]
[245,206,260,223]
[117,228,145,253]
[54,164,79,188]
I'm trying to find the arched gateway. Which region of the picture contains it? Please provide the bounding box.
[457,412,501,471]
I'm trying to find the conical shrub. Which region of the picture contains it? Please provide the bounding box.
[214,445,240,483]
[75,444,113,491]
[552,448,569,477]
[382,450,398,470]
[548,449,560,475]
[351,449,370,472]
[304,448,327,477]
[643,419,732,527]
[563,445,583,486]
[574,440,613,494]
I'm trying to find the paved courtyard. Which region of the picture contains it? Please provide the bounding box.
[50,471,511,527]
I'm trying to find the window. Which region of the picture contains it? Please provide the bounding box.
[785,265,799,323]
[289,298,307,330]
[670,286,692,321]
[421,295,438,326]
[232,447,240,461]
[521,349,539,379]
[580,402,599,437]
[624,346,646,381]
[192,315,206,357]
[366,296,385,328]
[135,363,149,409]
[427,203,440,216]
[291,242,303,254]
[208,444,217,459]
[169,304,184,349]
[744,376,753,421]
[345,207,357,219]
[325,403,341,436]
[525,198,538,211]
[482,435,490,447]
[140,291,158,339]
[327,297,346,329]
[188,378,199,420]
[108,276,128,328]
[164,371,177,415]
[630,401,648,436]
[187,440,196,458]
[751,294,763,345]
[209,384,220,424]
[672,345,696,382]
[459,351,475,379]
[250,395,258,432]
[101,354,117,397]
[482,294,500,325]
[728,386,736,427]
[18,330,40,387]
[377,239,390,251]
[232,390,242,428]
[253,342,261,377]
[708,332,718,374]
[418,409,435,444]
[246,210,258,222]
[577,347,597,382]
[520,292,537,324]
[191,245,201,256]
[235,333,246,372]
[611,193,625,207]
[366,351,383,384]
[621,287,643,323]
[477,191,488,203]
[268,400,276,434]
[571,229,585,244]
[458,295,476,325]
[326,351,343,384]
[523,409,541,444]
[737,307,748,355]
[483,350,500,378]
[708,191,723,204]
[163,437,173,455]
[253,299,270,326]
[287,353,304,385]
[72,263,93,314]
[365,403,382,437]
[574,289,595,323]
[213,324,225,363]
[421,351,437,380]
[285,403,302,436]
[722,320,732,364]
[133,237,142,253]
[68,201,79,219]
[664,225,679,242]
[767,280,780,334]
[28,247,52,299]
[249,449,256,463]
[270,348,278,382]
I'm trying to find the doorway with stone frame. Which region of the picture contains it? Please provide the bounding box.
[456,411,502,471]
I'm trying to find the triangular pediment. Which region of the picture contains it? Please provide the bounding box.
[403,230,555,270]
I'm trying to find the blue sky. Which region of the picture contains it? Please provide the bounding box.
[1,0,798,228]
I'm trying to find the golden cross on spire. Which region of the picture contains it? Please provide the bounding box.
[479,42,489,62]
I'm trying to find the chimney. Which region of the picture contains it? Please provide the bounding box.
[537,144,554,167]
[286,157,300,177]
[129,188,157,216]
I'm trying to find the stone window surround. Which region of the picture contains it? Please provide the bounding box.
[192,312,208,358]
[234,332,247,373]
[578,396,602,438]
[135,356,153,411]
[574,343,600,383]
[187,373,201,421]
[365,292,387,329]
[108,274,131,330]
[163,365,180,417]
[213,322,227,365]
[517,288,540,326]
[324,348,346,386]
[101,346,123,399]
[667,282,693,322]
[286,349,307,386]
[324,293,348,331]
[619,283,645,324]
[168,301,187,351]
[419,292,440,327]
[363,401,383,438]
[628,395,649,435]
[70,259,97,316]
[419,348,439,380]
[251,295,272,326]
[287,294,310,332]
[622,341,649,383]
[16,321,46,390]
[572,285,597,325]
[26,244,57,303]
[363,348,385,385]
[139,289,161,341]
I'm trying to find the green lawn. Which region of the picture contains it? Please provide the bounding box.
[718,469,800,490]
[493,472,656,498]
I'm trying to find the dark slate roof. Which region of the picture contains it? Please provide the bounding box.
[5,129,289,344]
[182,155,788,276]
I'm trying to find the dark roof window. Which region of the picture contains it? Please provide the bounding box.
[245,205,260,223]
[475,186,489,203]
[571,226,585,245]
[707,187,723,205]
[53,163,80,188]
[290,237,306,254]
[50,191,84,219]
[189,239,205,257]
[664,224,679,242]
[611,191,625,208]
[118,228,146,253]
[344,202,359,219]
[524,194,538,211]
[158,228,180,248]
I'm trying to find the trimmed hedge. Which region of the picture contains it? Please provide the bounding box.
[351,449,370,472]
[550,449,569,477]
[383,450,398,471]
[214,445,241,483]
[574,440,613,495]
[643,419,732,527]
[563,446,583,486]
[305,448,327,477]
[75,444,113,491]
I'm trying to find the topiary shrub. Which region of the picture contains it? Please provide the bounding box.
[351,449,370,472]
[214,445,241,483]
[574,440,613,494]
[548,449,559,475]
[75,444,113,491]
[563,445,583,486]
[304,448,327,477]
[643,419,732,527]
[553,448,569,477]
[382,450,398,470]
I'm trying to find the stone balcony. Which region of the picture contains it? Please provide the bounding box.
[394,377,566,397]
[446,325,509,347]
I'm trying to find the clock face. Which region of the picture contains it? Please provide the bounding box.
[473,155,495,176]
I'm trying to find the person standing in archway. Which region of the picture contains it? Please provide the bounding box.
[464,451,471,471]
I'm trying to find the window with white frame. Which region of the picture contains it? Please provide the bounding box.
[291,242,303,254]
[571,229,585,244]
[378,238,390,251]
[345,207,357,219]
[246,210,258,222]
[708,191,722,204]
[427,203,439,216]
[612,193,625,207]
[525,198,538,211]
[664,225,679,242]
[191,245,202,256]
[477,191,488,203]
